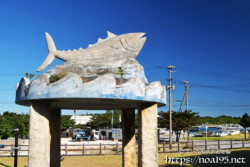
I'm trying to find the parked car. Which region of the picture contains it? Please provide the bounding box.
[0,144,6,148]
[72,130,91,142]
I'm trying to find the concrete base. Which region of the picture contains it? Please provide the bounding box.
[138,104,158,167]
[122,109,136,167]
[28,101,158,167]
[29,102,61,167]
[29,101,51,167]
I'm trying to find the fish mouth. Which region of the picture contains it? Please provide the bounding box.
[139,33,146,38]
[124,33,146,51]
[138,33,147,52]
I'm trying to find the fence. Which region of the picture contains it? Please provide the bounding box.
[0,139,250,157]
[158,138,250,153]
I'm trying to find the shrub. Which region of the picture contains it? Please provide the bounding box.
[1,133,9,140]
[49,72,67,83]
[24,73,35,79]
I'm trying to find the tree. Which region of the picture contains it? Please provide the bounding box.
[86,110,122,129]
[72,124,87,129]
[239,113,250,140]
[0,112,29,139]
[158,110,200,142]
[61,115,75,132]
[198,115,241,125]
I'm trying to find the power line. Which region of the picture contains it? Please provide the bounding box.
[187,98,250,106]
[144,65,250,81]
[0,73,23,77]
[172,78,250,93]
[176,66,250,81]
[190,83,250,94]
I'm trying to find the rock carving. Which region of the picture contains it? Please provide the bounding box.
[37,31,146,72]
[16,32,166,107]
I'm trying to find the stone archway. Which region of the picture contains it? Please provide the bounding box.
[27,101,158,167]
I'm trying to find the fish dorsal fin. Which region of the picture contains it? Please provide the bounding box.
[107,31,116,39]
[89,32,116,48]
[88,44,93,48]
[97,38,104,43]
[79,47,83,50]
[73,49,77,51]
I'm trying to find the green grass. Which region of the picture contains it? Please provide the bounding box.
[190,133,250,141]
[0,148,249,167]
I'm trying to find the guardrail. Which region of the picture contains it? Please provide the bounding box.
[0,139,249,157]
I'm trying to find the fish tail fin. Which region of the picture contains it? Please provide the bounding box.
[36,32,57,72]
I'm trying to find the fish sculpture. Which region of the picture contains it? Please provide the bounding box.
[37,31,146,72]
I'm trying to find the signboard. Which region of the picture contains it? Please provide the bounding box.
[112,128,122,140]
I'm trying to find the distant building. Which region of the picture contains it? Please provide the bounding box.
[70,115,92,125]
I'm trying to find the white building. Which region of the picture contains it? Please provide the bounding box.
[70,115,92,125]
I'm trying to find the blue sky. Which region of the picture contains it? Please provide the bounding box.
[0,0,249,117]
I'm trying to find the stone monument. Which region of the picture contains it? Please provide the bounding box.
[16,31,166,167]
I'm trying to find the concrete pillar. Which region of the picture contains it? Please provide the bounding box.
[29,101,51,167]
[122,109,136,167]
[50,109,61,167]
[138,103,158,167]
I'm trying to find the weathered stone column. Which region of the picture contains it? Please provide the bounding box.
[122,109,136,167]
[138,103,158,167]
[50,109,61,167]
[29,101,51,167]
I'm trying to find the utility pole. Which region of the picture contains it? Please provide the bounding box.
[178,93,185,112]
[167,65,175,150]
[181,81,191,142]
[183,81,191,112]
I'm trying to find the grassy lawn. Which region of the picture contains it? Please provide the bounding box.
[190,133,250,141]
[0,148,249,167]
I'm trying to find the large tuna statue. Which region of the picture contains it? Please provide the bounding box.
[37,31,146,72]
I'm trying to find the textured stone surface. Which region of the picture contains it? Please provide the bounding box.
[122,109,136,167]
[37,32,146,72]
[16,71,166,108]
[29,101,51,167]
[46,58,148,84]
[28,74,49,98]
[16,77,30,101]
[138,104,158,167]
